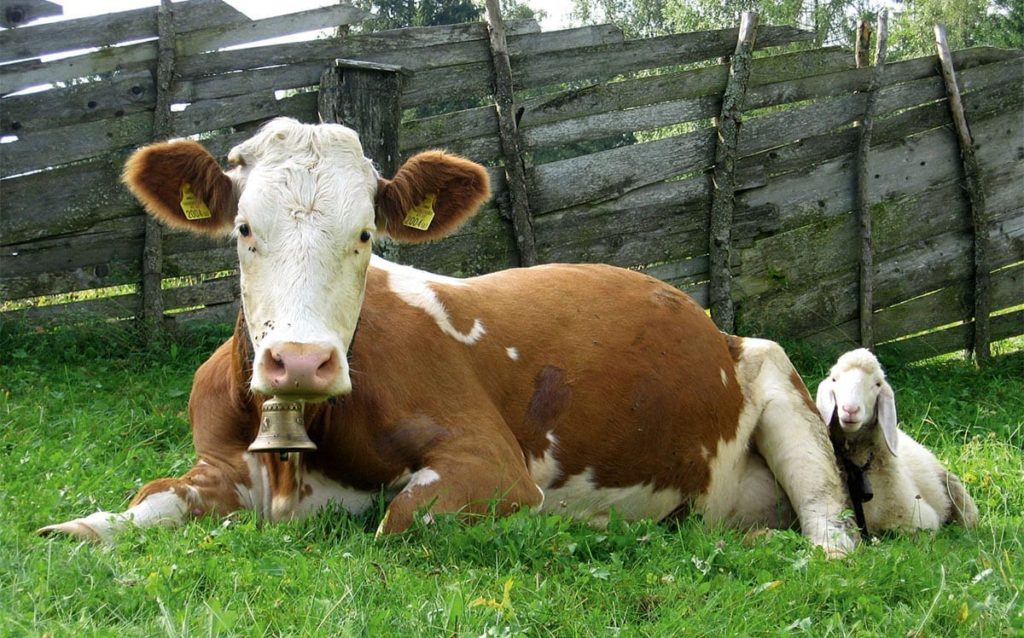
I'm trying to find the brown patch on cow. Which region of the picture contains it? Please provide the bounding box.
[374,414,450,469]
[725,334,745,362]
[376,150,490,243]
[789,369,820,417]
[123,139,237,235]
[527,366,572,431]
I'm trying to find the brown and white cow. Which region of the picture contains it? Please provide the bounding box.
[40,118,856,555]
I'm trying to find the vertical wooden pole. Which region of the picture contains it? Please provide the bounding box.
[484,0,538,267]
[934,24,991,366]
[319,59,403,263]
[708,11,758,333]
[142,0,174,327]
[854,20,872,69]
[854,10,888,349]
[318,59,403,176]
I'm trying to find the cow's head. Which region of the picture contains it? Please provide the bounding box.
[124,117,490,400]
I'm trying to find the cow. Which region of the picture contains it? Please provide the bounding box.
[39,118,856,556]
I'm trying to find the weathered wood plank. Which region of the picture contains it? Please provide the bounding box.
[170,19,569,103]
[0,0,62,29]
[0,0,247,64]
[0,112,152,177]
[0,216,146,301]
[0,70,154,135]
[163,276,239,311]
[814,262,1024,348]
[0,217,235,301]
[387,205,519,276]
[735,208,1023,339]
[177,4,369,55]
[735,162,1020,299]
[401,47,851,155]
[0,153,137,245]
[0,40,156,97]
[404,48,1019,167]
[176,19,540,78]
[170,91,318,138]
[877,309,1023,363]
[530,127,716,215]
[0,293,143,325]
[514,25,815,92]
[533,175,710,267]
[169,299,239,324]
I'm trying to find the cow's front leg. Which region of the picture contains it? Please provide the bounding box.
[377,434,544,535]
[37,458,252,543]
[734,338,858,557]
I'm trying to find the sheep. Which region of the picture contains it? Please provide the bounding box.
[815,348,978,534]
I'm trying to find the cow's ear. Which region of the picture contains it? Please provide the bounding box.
[123,140,237,236]
[375,150,490,243]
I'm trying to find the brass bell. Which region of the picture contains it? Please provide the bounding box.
[248,397,318,454]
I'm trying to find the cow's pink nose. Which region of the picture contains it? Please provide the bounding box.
[261,343,340,396]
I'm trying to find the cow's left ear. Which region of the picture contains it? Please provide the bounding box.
[375,150,490,243]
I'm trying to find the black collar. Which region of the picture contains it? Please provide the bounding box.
[831,421,875,540]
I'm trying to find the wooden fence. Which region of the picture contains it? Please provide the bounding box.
[1,0,1021,363]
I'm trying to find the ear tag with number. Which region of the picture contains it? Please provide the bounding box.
[180,182,212,220]
[402,193,436,231]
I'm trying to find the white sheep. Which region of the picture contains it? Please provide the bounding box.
[815,348,978,534]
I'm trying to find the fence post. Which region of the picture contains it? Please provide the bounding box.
[142,0,175,327]
[318,59,404,177]
[854,11,888,349]
[934,24,991,366]
[708,11,758,333]
[484,0,538,267]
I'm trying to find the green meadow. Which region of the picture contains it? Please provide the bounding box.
[1,322,1020,636]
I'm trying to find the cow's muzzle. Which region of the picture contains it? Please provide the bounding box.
[256,341,346,399]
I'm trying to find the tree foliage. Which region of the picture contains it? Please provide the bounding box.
[570,0,1024,57]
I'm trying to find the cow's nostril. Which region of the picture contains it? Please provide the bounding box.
[316,350,340,381]
[263,350,287,377]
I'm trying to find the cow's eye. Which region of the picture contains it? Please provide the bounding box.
[238,223,251,238]
[360,230,372,243]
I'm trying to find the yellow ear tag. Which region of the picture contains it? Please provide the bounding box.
[403,193,436,231]
[180,182,212,220]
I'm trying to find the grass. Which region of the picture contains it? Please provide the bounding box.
[1,321,1021,637]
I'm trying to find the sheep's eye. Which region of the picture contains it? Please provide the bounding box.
[360,230,372,243]
[238,223,251,238]
[875,381,882,387]
[830,377,836,382]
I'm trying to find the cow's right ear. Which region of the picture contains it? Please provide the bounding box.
[123,140,237,236]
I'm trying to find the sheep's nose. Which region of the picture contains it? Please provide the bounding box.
[841,404,861,417]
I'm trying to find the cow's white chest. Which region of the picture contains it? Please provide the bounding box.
[238,453,377,522]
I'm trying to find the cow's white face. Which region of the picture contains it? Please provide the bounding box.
[226,120,378,399]
[123,117,491,401]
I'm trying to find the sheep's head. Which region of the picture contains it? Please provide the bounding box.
[815,348,899,456]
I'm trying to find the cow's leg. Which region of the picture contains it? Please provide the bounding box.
[377,433,543,535]
[37,458,254,543]
[734,338,857,557]
[723,451,798,530]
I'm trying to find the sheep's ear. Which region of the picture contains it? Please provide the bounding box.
[877,381,899,456]
[815,378,836,425]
